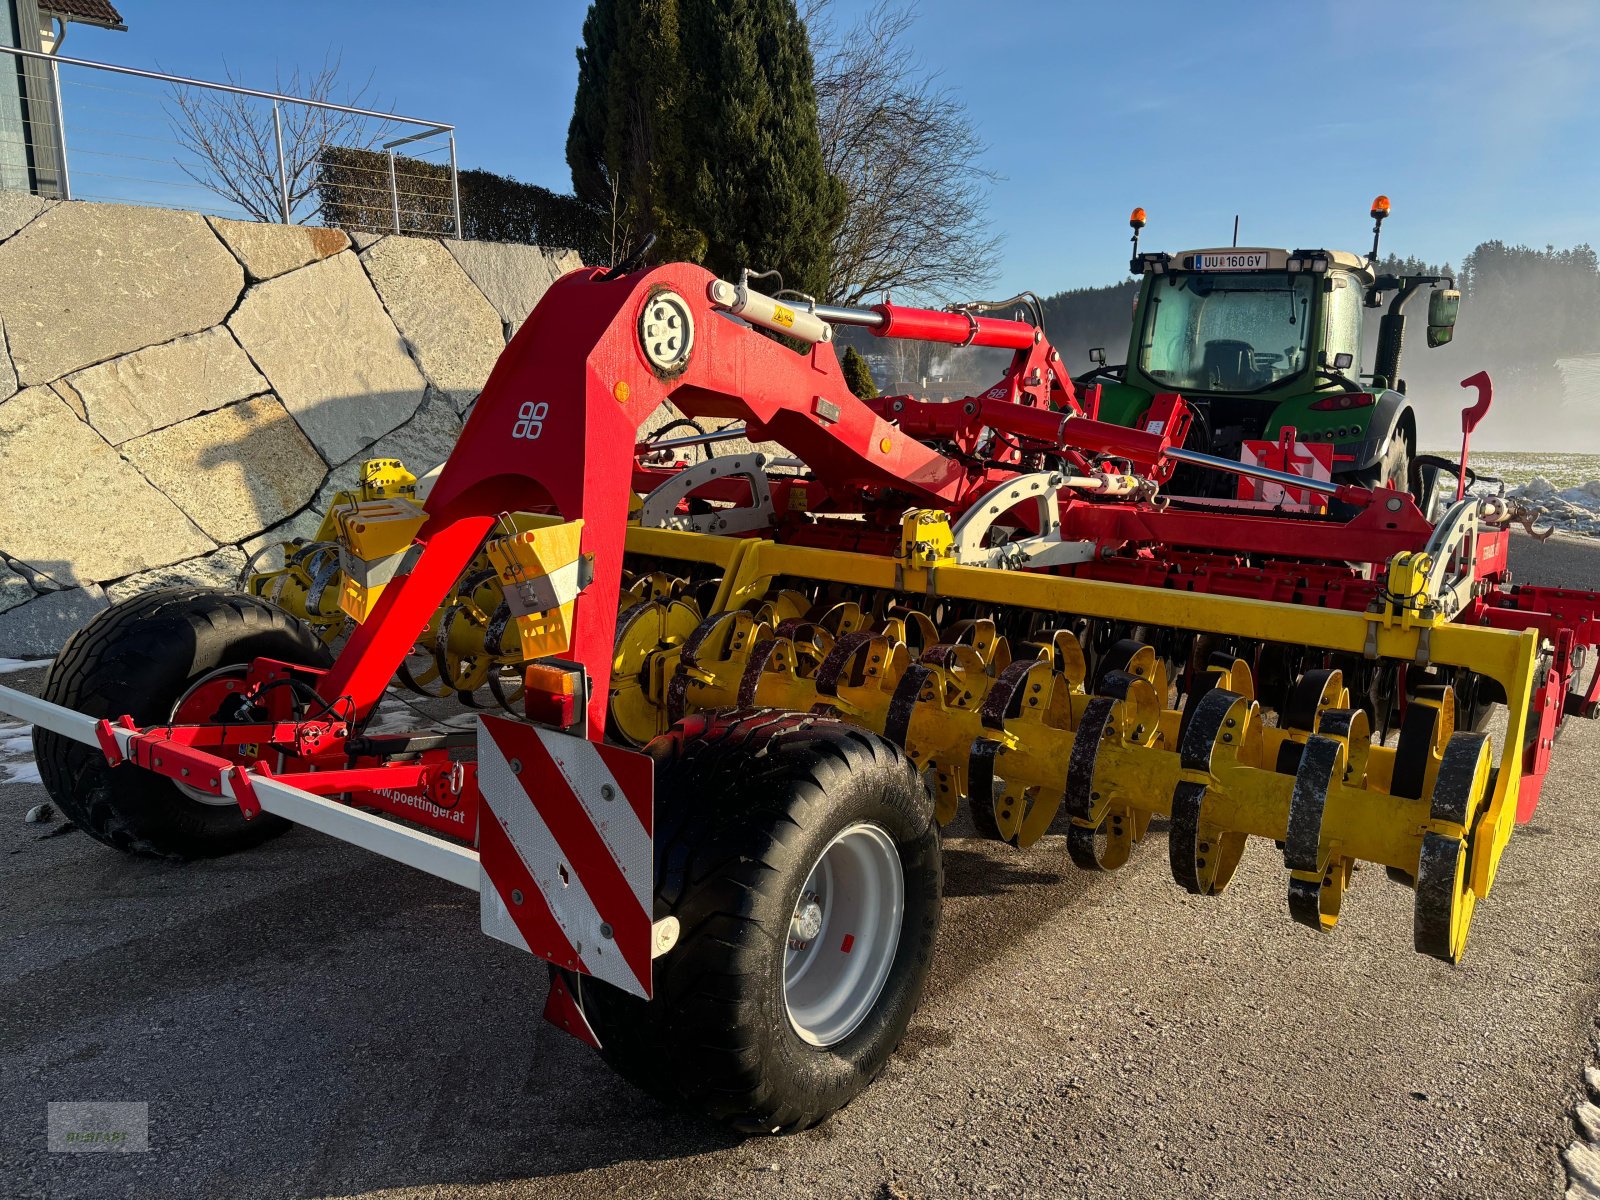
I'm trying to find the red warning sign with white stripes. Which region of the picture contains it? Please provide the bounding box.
[476,715,655,999]
[1236,435,1335,510]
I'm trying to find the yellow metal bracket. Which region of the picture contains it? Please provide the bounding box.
[334,496,428,621]
[485,518,590,659]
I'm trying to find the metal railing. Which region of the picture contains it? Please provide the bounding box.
[0,44,460,235]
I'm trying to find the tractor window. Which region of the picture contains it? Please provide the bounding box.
[1137,272,1315,394]
[1323,273,1363,371]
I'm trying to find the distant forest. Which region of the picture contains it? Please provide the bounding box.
[1036,242,1600,449]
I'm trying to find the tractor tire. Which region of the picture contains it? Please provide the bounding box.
[572,708,941,1133]
[1331,431,1410,520]
[33,588,332,860]
[1345,432,1411,496]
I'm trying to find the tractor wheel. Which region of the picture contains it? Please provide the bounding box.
[1332,431,1410,519]
[572,708,941,1133]
[1346,431,1411,496]
[33,588,332,860]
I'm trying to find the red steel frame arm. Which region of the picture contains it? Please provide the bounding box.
[315,264,1031,734]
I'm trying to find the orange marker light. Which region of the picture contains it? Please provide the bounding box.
[525,662,578,696]
[1130,207,1147,229]
[614,380,631,404]
[1370,195,1390,219]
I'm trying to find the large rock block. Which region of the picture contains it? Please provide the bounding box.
[208,216,350,281]
[105,546,249,605]
[0,583,108,658]
[121,394,329,544]
[0,201,244,385]
[312,387,462,510]
[0,560,34,614]
[0,317,15,402]
[228,252,426,464]
[0,192,50,242]
[240,506,329,560]
[60,326,268,445]
[443,240,581,336]
[361,236,504,408]
[0,386,213,584]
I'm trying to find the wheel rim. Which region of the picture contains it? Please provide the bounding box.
[169,666,253,807]
[783,821,905,1048]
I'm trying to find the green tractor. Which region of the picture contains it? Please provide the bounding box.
[1081,198,1462,504]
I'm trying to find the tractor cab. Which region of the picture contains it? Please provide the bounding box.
[1087,200,1460,499]
[1129,247,1369,398]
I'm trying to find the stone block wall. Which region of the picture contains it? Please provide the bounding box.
[0,195,582,656]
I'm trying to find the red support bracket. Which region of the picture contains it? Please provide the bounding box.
[93,714,136,766]
[93,716,247,803]
[226,760,273,819]
[542,970,601,1050]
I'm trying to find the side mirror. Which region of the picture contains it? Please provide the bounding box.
[1427,288,1461,348]
[1089,346,1107,367]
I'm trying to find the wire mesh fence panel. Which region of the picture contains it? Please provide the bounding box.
[0,46,459,233]
[317,143,459,236]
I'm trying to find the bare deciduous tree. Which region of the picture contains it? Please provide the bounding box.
[166,56,387,223]
[805,1,1001,305]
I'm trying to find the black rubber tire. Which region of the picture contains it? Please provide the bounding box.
[1337,430,1411,502]
[1327,429,1411,523]
[33,588,332,860]
[571,708,941,1133]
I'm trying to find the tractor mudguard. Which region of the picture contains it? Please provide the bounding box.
[1348,389,1412,472]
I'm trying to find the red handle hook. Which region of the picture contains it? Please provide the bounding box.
[1455,371,1493,502]
[1459,370,1492,434]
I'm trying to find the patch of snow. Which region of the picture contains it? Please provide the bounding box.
[0,658,51,676]
[0,761,41,785]
[1517,475,1558,502]
[1554,480,1600,508]
[0,733,32,755]
[1507,475,1600,536]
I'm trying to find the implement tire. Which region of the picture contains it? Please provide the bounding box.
[33,588,332,860]
[573,708,941,1133]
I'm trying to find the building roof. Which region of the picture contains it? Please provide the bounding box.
[39,0,126,30]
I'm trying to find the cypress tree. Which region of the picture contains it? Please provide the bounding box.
[842,345,878,399]
[676,0,844,298]
[567,0,705,263]
[567,0,843,292]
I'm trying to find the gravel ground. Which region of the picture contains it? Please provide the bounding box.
[1,531,1597,1200]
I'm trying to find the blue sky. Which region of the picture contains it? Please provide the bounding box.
[61,0,1600,297]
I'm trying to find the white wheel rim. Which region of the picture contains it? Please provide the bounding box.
[168,666,250,807]
[783,821,905,1047]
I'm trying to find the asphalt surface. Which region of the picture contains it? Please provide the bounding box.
[2,531,1598,1200]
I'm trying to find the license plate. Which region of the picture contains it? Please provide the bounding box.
[1197,252,1267,271]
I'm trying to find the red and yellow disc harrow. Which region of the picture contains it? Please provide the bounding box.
[5,254,1598,1131]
